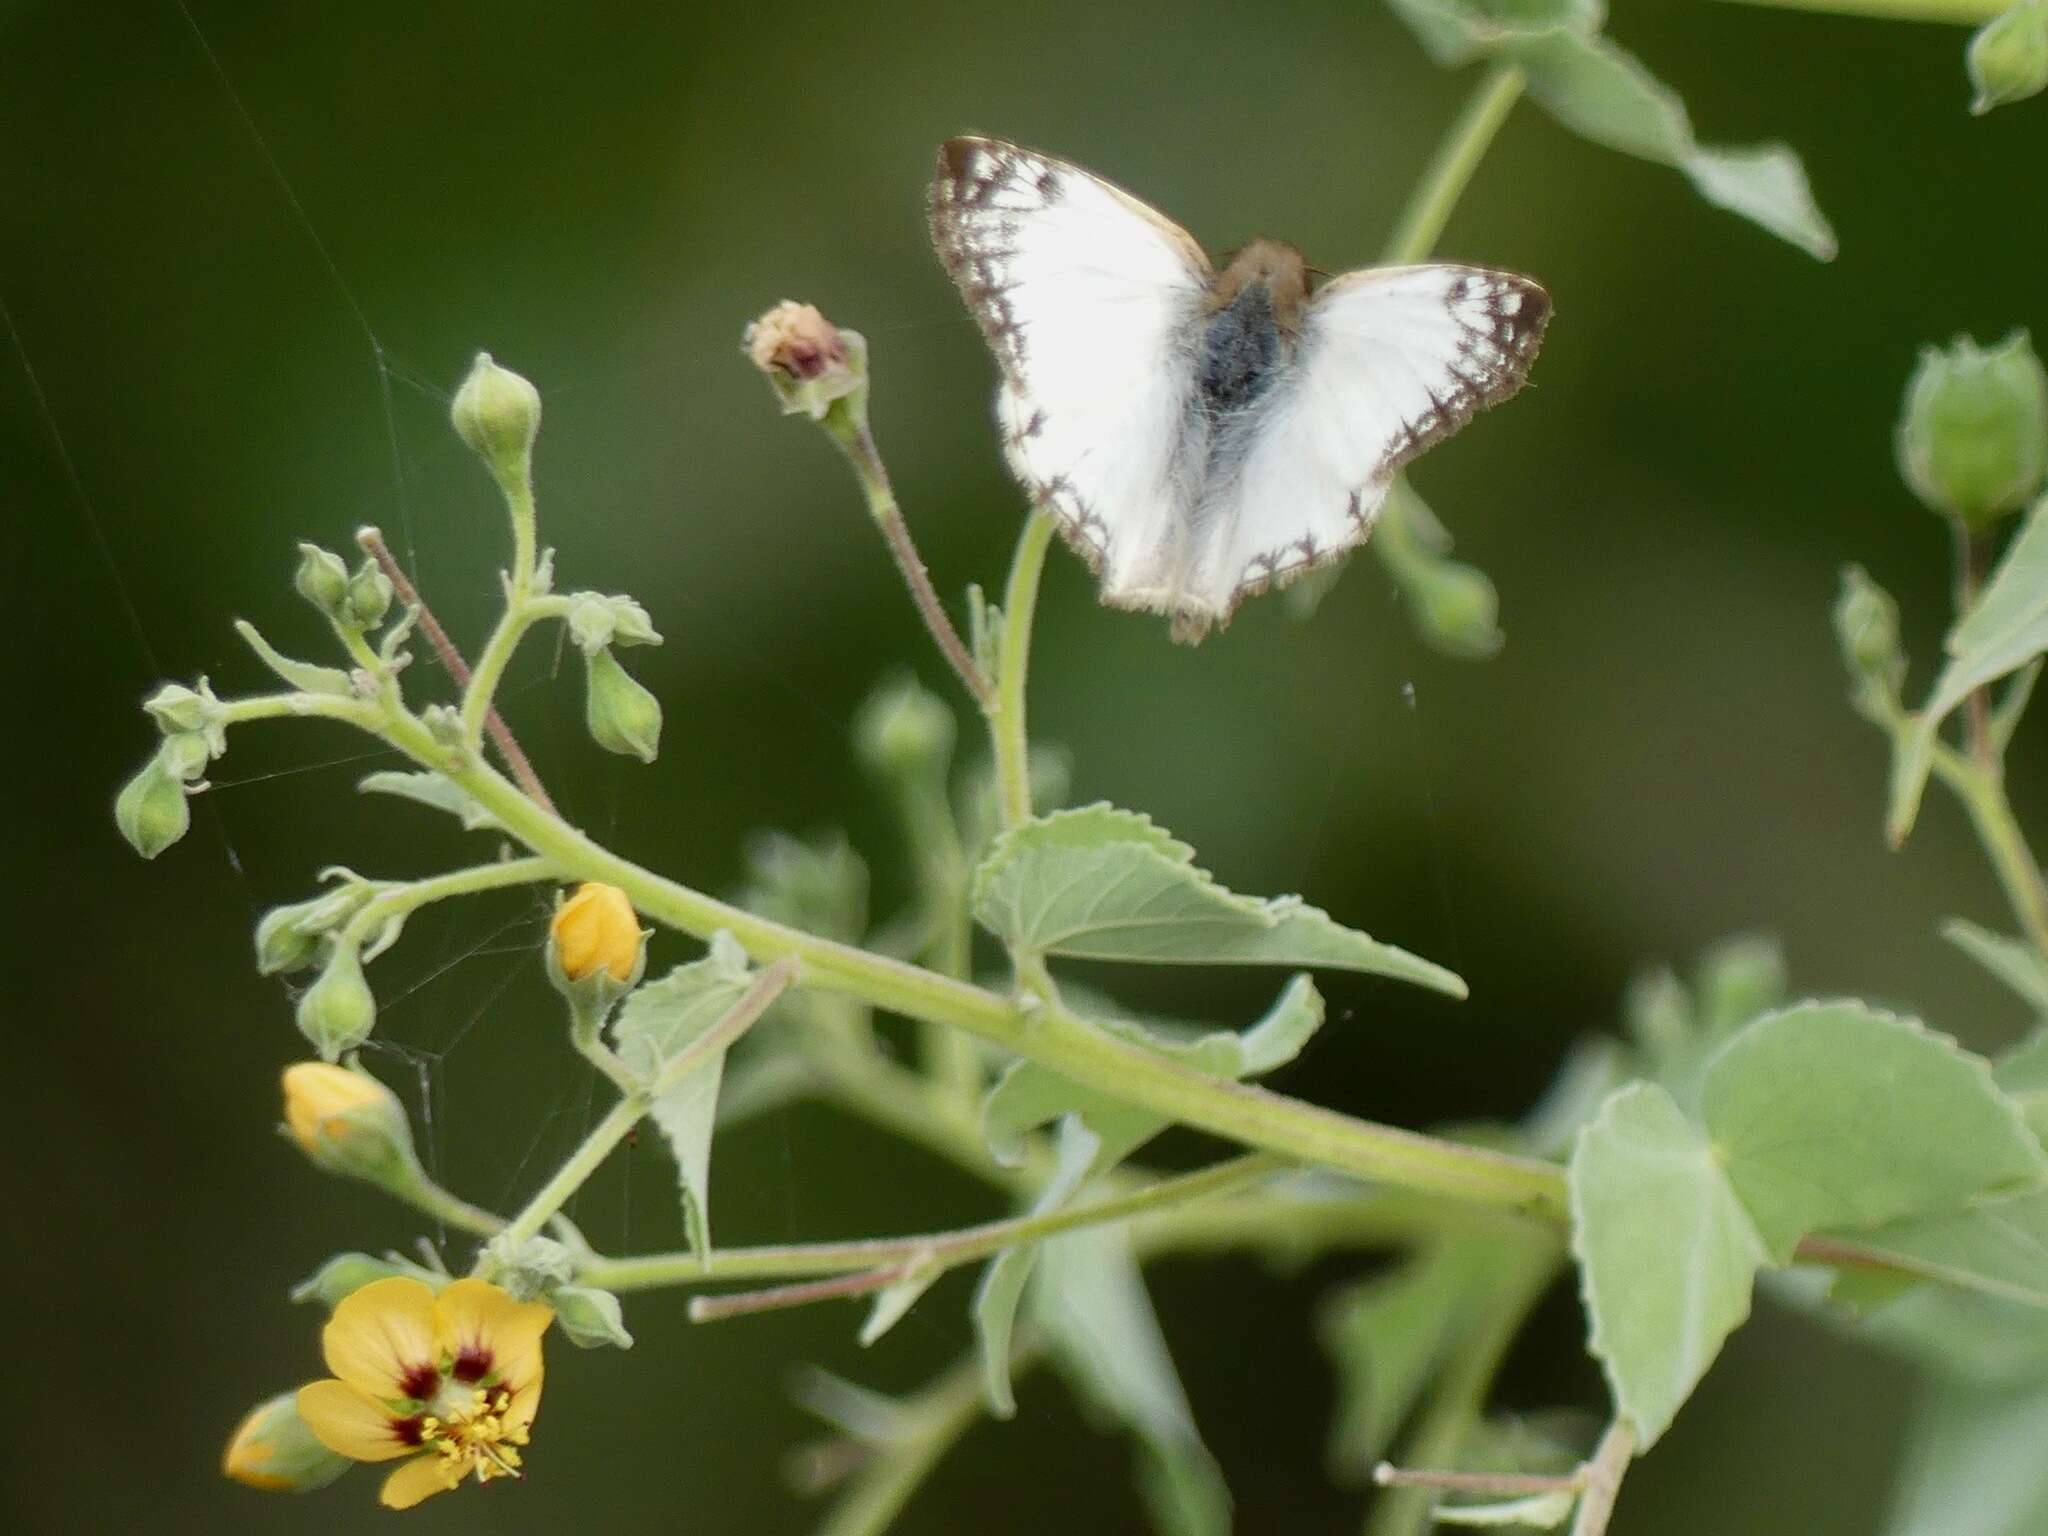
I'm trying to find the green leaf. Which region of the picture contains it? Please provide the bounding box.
[973,805,1465,996]
[1382,1,1834,259]
[1570,1082,1767,1448]
[1320,1241,1499,1478]
[1944,917,2048,1014]
[1848,1283,2048,1386]
[1826,1188,2048,1311]
[1884,1379,2048,1536]
[1995,1025,2048,1145]
[357,771,503,833]
[859,1260,943,1347]
[233,618,355,696]
[973,1119,1101,1416]
[610,932,755,1259]
[1700,1001,2048,1261]
[1035,1225,1231,1536]
[734,829,869,947]
[1891,498,2048,842]
[982,976,1327,1167]
[975,983,1321,1411]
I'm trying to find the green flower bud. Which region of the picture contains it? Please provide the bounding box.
[281,1061,417,1180]
[142,678,219,736]
[294,945,377,1059]
[254,907,323,977]
[293,543,351,619]
[115,751,191,859]
[450,351,541,483]
[1834,564,1908,711]
[222,1391,351,1492]
[289,1250,432,1309]
[854,673,957,784]
[157,729,214,781]
[1408,559,1503,660]
[744,301,868,422]
[566,592,663,655]
[550,1284,634,1349]
[1969,0,2048,115]
[343,558,394,629]
[1896,331,2048,529]
[582,646,663,763]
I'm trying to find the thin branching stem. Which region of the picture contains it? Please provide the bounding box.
[357,524,558,813]
[1382,63,1526,267]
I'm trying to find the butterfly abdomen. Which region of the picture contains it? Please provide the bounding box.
[1197,239,1308,418]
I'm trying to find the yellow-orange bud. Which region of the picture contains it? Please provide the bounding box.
[222,1392,349,1492]
[551,882,643,983]
[280,1062,413,1177]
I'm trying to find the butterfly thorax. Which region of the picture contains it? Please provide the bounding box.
[1196,239,1308,417]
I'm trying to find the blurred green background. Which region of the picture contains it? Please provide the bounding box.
[5,0,2044,1530]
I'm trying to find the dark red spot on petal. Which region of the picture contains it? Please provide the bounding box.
[392,1415,428,1447]
[451,1345,494,1384]
[399,1363,441,1401]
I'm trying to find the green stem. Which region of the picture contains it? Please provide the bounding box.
[1382,64,1526,267]
[1945,758,2048,960]
[491,1093,644,1256]
[992,511,1056,829]
[1367,1235,1564,1536]
[461,469,540,745]
[343,706,1575,1221]
[218,693,381,730]
[392,1170,507,1238]
[482,961,793,1259]
[340,855,557,945]
[1708,0,2004,23]
[592,1151,1282,1299]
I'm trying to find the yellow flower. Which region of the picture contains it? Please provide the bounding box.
[550,882,642,983]
[280,1061,413,1175]
[296,1277,553,1510]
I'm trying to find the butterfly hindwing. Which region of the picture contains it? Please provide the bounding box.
[929,137,1211,593]
[1191,265,1550,623]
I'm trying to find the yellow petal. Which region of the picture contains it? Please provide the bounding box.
[295,1380,415,1464]
[436,1278,553,1388]
[380,1454,461,1510]
[503,1374,544,1435]
[322,1277,440,1398]
[220,1401,294,1490]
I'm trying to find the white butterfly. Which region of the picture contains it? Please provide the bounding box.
[929,136,1550,643]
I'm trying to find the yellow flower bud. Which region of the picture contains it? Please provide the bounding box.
[549,883,644,983]
[281,1061,415,1178]
[222,1391,349,1492]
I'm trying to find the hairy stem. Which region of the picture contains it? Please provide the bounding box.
[992,511,1056,829]
[481,962,793,1259]
[460,467,542,747]
[1708,0,2004,21]
[340,855,557,946]
[828,413,991,707]
[1382,63,1526,267]
[357,524,558,814]
[629,1152,1285,1308]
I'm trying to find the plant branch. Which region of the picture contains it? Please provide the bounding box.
[829,415,991,708]
[357,524,558,814]
[650,1152,1284,1311]
[460,468,543,749]
[1709,0,2004,22]
[340,855,557,947]
[481,961,794,1261]
[1569,1419,1637,1536]
[992,511,1056,829]
[1382,63,1526,267]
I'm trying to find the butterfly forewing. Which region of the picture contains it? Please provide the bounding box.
[930,138,1211,589]
[1193,265,1550,619]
